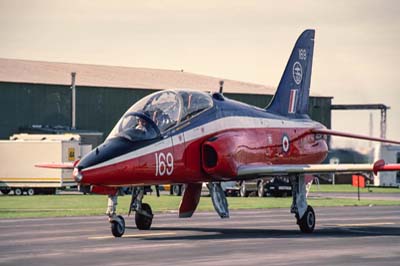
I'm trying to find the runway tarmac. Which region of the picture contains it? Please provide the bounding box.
[0,206,399,266]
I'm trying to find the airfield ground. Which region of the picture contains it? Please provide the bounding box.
[0,206,399,265]
[0,192,399,218]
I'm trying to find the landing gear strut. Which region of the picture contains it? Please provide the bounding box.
[290,175,316,233]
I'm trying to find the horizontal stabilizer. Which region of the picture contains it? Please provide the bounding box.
[311,128,400,145]
[372,159,400,174]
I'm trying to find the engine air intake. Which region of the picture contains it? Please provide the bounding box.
[203,144,218,168]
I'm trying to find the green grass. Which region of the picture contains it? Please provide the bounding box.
[0,194,399,219]
[310,184,400,193]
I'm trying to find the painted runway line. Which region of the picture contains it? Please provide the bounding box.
[333,222,396,227]
[88,232,176,240]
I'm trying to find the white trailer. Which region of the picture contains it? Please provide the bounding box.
[373,143,400,187]
[0,134,91,195]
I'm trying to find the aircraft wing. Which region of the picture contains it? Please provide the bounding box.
[35,162,75,169]
[237,160,400,177]
[311,128,400,145]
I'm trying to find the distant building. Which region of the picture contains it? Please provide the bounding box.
[322,148,369,184]
[373,144,400,186]
[0,58,332,140]
[324,148,369,164]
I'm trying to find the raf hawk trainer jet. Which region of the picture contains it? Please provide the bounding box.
[39,29,400,237]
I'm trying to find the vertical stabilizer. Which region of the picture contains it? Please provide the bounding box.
[266,30,315,117]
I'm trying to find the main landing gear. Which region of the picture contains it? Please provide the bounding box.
[106,187,154,237]
[208,182,229,218]
[290,175,316,233]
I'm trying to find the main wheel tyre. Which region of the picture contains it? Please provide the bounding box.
[240,182,248,197]
[111,215,125,237]
[298,205,315,233]
[135,203,153,230]
[14,188,23,196]
[172,185,182,196]
[257,181,264,197]
[27,188,35,196]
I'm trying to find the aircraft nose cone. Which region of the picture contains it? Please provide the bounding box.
[72,167,83,182]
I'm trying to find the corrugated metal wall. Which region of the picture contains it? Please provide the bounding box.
[0,82,71,138]
[76,86,157,137]
[0,82,331,140]
[224,92,331,128]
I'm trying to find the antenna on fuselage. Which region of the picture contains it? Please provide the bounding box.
[219,80,224,94]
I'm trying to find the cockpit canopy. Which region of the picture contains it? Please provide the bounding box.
[107,90,213,141]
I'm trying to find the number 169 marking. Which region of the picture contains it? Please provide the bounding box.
[299,49,307,60]
[155,152,174,176]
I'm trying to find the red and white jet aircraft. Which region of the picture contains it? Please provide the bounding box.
[40,29,400,237]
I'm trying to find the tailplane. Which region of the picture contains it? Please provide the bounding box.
[266,29,315,118]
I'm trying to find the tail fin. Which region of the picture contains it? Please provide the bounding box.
[266,29,315,118]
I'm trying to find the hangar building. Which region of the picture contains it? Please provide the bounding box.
[0,58,332,141]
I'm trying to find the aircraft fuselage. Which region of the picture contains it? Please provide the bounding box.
[77,93,328,187]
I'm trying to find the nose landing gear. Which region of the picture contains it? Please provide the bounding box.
[106,187,154,237]
[106,195,125,237]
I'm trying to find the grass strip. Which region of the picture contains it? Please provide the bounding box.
[0,194,399,219]
[309,184,400,193]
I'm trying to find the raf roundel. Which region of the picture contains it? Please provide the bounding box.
[292,61,303,85]
[282,134,290,153]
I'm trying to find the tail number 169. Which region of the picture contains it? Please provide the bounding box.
[155,152,174,176]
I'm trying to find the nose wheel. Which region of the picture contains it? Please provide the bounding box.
[110,215,125,237]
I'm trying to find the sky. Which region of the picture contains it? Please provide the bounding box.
[0,0,399,150]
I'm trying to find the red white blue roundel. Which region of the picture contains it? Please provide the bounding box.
[282,134,290,153]
[293,61,302,85]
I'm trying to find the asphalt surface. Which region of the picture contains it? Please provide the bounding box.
[0,206,399,266]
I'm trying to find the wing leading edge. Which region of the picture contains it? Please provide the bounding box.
[237,160,400,177]
[35,162,75,169]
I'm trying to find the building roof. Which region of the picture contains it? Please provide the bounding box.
[0,58,325,96]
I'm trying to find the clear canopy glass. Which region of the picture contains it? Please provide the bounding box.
[107,90,213,141]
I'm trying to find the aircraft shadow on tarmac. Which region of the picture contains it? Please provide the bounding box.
[124,226,400,241]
